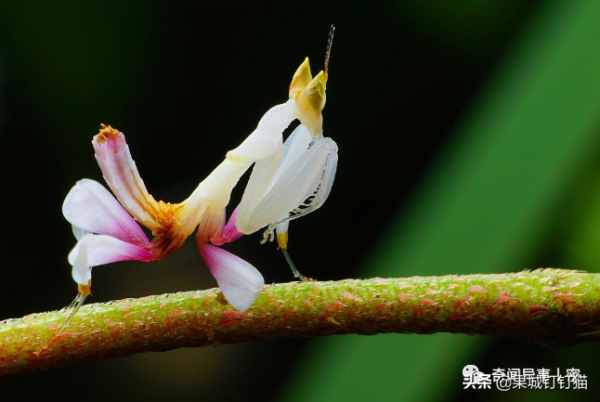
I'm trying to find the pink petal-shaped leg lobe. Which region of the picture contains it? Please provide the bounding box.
[68,234,154,285]
[93,125,161,231]
[199,243,264,311]
[63,179,150,248]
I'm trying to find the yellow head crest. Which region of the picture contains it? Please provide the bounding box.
[289,58,313,99]
[289,25,335,137]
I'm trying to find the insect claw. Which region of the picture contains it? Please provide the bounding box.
[260,227,275,244]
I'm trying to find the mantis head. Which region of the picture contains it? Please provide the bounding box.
[289,58,327,138]
[288,25,335,138]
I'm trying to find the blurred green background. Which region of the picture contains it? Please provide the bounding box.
[1,0,599,400]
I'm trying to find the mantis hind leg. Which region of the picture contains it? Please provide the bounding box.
[56,293,88,338]
[273,222,315,282]
[282,248,315,282]
[37,293,87,354]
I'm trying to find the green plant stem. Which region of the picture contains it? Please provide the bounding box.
[1,269,599,377]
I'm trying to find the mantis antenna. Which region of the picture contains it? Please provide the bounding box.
[324,24,336,79]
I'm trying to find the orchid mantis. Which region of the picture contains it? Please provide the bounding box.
[57,27,338,340]
[227,26,338,280]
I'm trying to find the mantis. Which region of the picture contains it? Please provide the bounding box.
[56,26,338,340]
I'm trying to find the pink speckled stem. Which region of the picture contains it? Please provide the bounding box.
[1,269,600,377]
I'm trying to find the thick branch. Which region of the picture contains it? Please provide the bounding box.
[1,269,599,377]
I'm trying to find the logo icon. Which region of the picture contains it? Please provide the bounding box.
[463,365,492,389]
